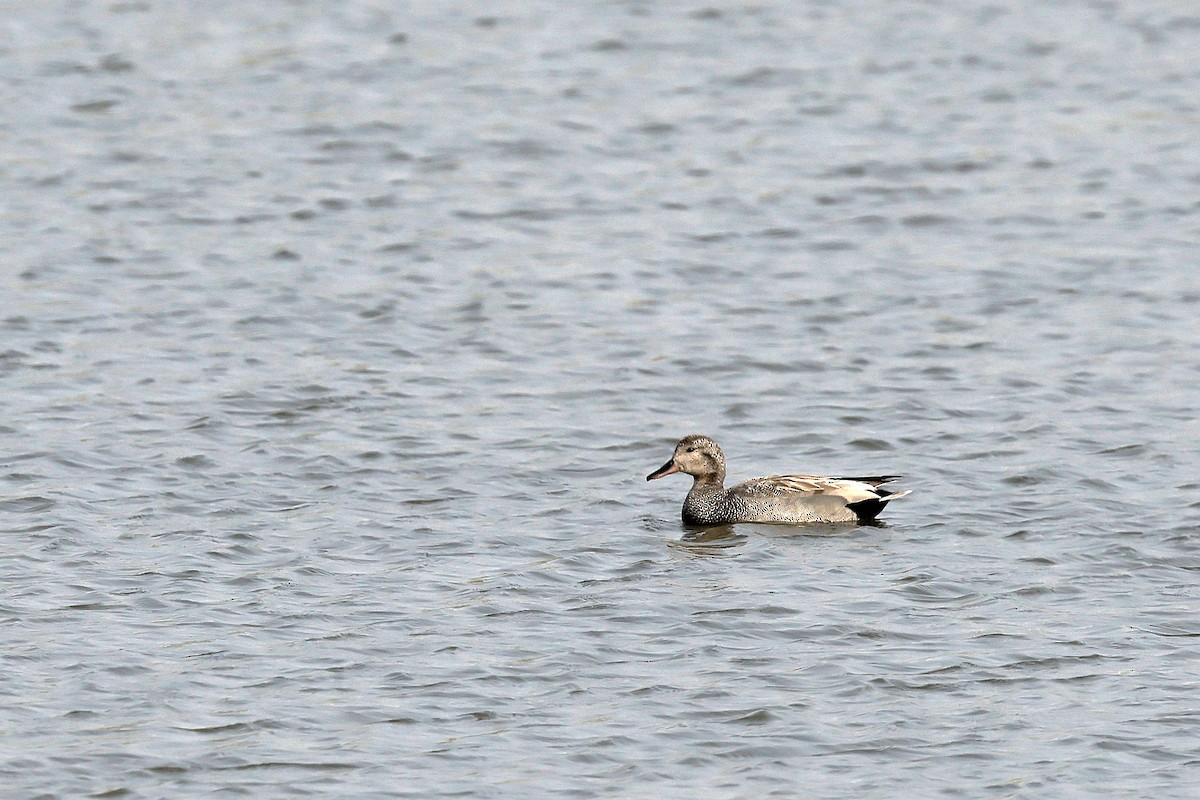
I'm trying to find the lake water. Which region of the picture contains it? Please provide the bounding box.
[4,1,1200,797]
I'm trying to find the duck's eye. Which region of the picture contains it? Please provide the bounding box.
[685,447,696,453]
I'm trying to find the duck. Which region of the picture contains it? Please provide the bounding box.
[646,434,910,525]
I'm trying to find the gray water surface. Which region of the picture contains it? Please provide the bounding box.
[4,2,1200,797]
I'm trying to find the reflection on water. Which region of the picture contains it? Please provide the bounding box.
[673,524,748,554]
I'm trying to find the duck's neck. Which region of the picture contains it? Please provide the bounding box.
[689,474,725,492]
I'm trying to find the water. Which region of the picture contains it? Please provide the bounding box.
[3,1,1200,797]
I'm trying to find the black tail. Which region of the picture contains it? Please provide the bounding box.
[846,488,902,522]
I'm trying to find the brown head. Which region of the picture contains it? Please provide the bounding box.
[645,434,727,485]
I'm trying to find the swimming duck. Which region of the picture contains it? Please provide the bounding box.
[646,434,910,525]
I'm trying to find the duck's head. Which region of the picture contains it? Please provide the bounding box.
[646,434,726,483]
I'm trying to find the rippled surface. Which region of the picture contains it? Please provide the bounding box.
[4,1,1200,797]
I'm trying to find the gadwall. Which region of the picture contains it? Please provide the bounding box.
[646,434,911,525]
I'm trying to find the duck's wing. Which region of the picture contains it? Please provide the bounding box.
[735,474,902,504]
[833,475,902,487]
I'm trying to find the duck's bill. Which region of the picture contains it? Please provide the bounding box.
[646,460,680,481]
